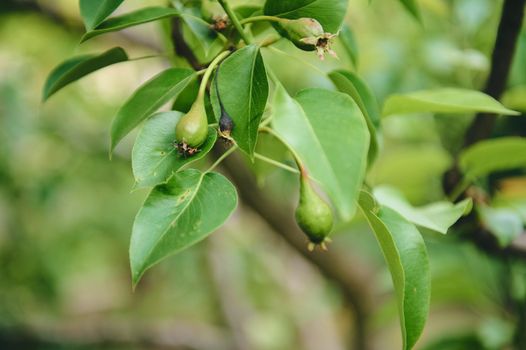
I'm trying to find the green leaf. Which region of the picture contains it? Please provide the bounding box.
[130,169,237,286]
[459,137,526,180]
[173,4,226,64]
[329,69,380,163]
[359,190,430,350]
[398,0,421,22]
[272,86,369,220]
[383,88,520,117]
[132,112,217,189]
[339,25,359,67]
[172,76,199,113]
[329,70,380,128]
[43,47,128,101]
[216,45,269,157]
[110,68,195,152]
[79,0,124,31]
[263,0,348,33]
[234,5,262,19]
[204,91,219,124]
[180,14,222,57]
[478,205,523,248]
[209,73,222,123]
[81,7,180,42]
[373,186,472,234]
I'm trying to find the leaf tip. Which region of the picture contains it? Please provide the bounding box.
[79,33,90,44]
[130,261,145,291]
[130,180,148,193]
[109,130,120,159]
[506,109,521,116]
[42,84,54,102]
[131,274,141,291]
[130,182,140,192]
[462,198,473,216]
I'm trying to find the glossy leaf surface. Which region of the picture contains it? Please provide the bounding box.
[383,88,519,117]
[272,86,369,220]
[43,47,128,100]
[216,45,268,157]
[359,191,430,350]
[329,69,380,163]
[263,0,348,33]
[80,0,124,30]
[374,186,472,234]
[132,112,217,188]
[82,7,180,42]
[130,169,237,286]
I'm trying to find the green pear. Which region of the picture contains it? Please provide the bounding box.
[175,96,209,148]
[295,174,333,245]
[278,18,324,51]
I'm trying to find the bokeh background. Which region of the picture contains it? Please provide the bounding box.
[1,0,526,349]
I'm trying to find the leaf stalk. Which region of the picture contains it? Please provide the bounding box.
[254,152,300,175]
[216,0,252,44]
[198,50,231,98]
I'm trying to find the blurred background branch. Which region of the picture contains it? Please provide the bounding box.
[0,0,162,52]
[214,148,374,350]
[0,318,233,350]
[463,0,526,146]
[445,0,526,259]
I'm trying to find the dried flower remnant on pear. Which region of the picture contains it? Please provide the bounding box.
[174,96,209,157]
[279,17,339,60]
[210,16,229,31]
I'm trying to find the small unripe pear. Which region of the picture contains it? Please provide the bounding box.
[279,18,324,51]
[295,174,333,245]
[175,96,209,148]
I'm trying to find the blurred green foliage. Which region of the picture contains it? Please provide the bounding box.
[0,0,525,349]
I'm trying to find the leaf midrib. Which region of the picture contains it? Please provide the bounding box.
[405,94,500,112]
[139,147,176,185]
[294,97,342,207]
[360,205,408,348]
[92,1,118,29]
[85,7,181,40]
[271,0,318,17]
[246,47,258,154]
[46,55,94,95]
[58,49,125,85]
[386,91,517,116]
[100,7,179,28]
[139,171,205,274]
[181,14,219,54]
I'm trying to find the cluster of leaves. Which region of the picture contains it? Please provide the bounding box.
[43,0,524,349]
